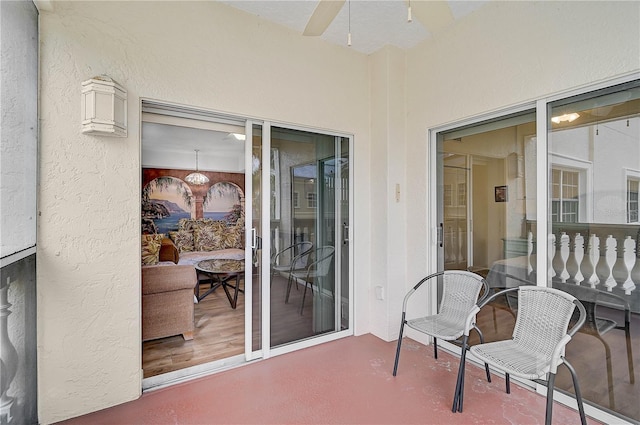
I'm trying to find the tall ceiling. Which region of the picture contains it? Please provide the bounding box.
[220,0,489,55]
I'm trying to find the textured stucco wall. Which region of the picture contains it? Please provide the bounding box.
[1,0,38,258]
[37,2,370,423]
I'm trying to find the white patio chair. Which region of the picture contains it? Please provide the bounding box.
[453,285,587,425]
[392,270,491,384]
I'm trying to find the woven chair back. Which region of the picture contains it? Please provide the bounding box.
[291,241,314,269]
[512,286,577,362]
[313,246,335,276]
[439,271,485,324]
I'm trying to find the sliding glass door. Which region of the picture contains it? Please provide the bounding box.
[433,78,640,423]
[267,127,350,349]
[140,102,352,381]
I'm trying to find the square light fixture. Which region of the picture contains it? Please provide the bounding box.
[81,76,127,137]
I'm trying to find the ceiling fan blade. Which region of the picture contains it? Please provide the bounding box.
[303,0,346,36]
[409,0,454,34]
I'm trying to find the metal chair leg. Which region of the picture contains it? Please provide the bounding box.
[595,333,615,409]
[545,372,556,425]
[392,313,406,376]
[285,274,293,303]
[505,372,510,394]
[433,338,438,359]
[300,279,312,314]
[564,359,587,425]
[452,335,468,413]
[625,323,635,384]
[474,325,491,383]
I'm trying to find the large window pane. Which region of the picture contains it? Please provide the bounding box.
[269,127,349,348]
[438,110,537,344]
[548,80,640,422]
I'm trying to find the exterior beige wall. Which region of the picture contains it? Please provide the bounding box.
[368,45,407,340]
[366,0,640,341]
[37,2,370,423]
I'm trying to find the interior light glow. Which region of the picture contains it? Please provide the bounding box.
[551,113,580,124]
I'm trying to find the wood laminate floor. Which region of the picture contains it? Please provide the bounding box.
[142,272,322,378]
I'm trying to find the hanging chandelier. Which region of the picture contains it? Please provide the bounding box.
[185,149,209,185]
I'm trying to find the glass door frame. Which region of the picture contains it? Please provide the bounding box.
[246,121,355,362]
[428,72,639,425]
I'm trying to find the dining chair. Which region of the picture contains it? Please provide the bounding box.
[453,285,587,425]
[392,270,491,384]
[289,245,335,314]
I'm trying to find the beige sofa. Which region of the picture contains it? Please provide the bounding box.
[142,264,196,341]
[140,218,244,342]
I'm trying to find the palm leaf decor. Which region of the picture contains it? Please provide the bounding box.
[142,176,192,208]
[203,182,241,209]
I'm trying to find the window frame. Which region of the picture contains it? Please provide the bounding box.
[625,169,640,223]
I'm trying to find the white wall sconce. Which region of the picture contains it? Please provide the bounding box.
[81,75,127,137]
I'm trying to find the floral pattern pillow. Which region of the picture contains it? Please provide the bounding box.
[194,224,225,251]
[169,230,195,253]
[141,234,164,265]
[178,218,214,233]
[221,220,244,249]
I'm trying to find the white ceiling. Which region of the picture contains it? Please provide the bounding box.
[142,1,491,172]
[142,122,246,172]
[219,0,489,55]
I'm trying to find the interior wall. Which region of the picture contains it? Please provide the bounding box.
[37,2,370,423]
[402,1,640,334]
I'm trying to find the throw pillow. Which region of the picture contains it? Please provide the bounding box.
[169,230,195,253]
[141,234,165,265]
[178,218,214,233]
[194,224,225,251]
[220,222,243,249]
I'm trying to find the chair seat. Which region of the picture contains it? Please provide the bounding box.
[470,340,552,380]
[272,264,293,273]
[291,270,322,279]
[406,315,465,341]
[592,317,616,334]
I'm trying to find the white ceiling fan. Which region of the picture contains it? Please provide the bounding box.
[303,0,346,36]
[301,0,465,39]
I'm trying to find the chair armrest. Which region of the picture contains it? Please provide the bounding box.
[567,299,586,337]
[594,290,632,325]
[551,334,573,374]
[159,238,179,264]
[401,271,446,313]
[142,265,196,295]
[463,305,481,336]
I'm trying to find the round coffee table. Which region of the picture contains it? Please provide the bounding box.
[194,259,245,308]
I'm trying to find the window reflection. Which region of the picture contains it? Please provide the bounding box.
[549,81,640,422]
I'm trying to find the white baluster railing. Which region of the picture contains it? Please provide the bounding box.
[539,229,639,312]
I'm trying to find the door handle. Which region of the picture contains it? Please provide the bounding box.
[251,228,257,249]
[439,223,443,248]
[342,222,349,245]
